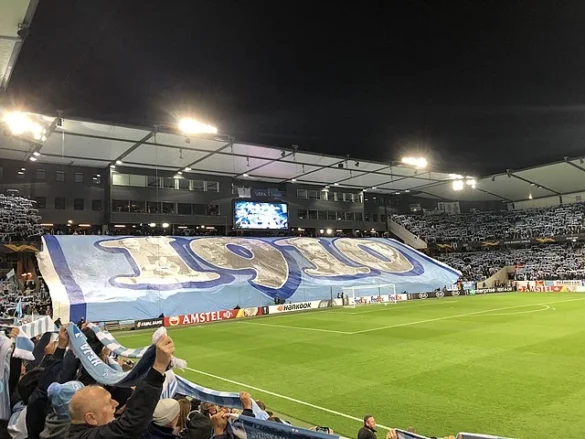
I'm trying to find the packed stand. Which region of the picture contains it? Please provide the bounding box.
[392,203,585,243]
[0,194,43,243]
[437,244,585,282]
[0,318,462,439]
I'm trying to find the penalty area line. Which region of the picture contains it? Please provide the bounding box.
[183,366,393,430]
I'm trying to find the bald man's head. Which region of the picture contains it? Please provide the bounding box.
[69,386,119,426]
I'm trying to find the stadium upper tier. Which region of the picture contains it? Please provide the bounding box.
[437,244,585,282]
[392,202,585,243]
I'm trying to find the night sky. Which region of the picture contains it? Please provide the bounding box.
[6,0,585,175]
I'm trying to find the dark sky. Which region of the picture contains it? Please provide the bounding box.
[6,0,585,175]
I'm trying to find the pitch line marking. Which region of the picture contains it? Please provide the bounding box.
[182,366,393,431]
[485,304,550,316]
[237,321,352,334]
[349,297,585,334]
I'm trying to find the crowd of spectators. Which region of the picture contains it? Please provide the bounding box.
[0,322,458,439]
[0,194,43,243]
[392,203,585,243]
[437,244,585,282]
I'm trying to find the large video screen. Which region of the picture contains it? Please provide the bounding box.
[234,201,289,230]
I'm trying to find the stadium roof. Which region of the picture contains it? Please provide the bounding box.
[0,0,38,93]
[0,113,460,194]
[1,112,585,203]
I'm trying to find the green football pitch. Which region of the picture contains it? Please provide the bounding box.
[117,292,585,439]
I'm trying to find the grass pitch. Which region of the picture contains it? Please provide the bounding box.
[118,293,585,438]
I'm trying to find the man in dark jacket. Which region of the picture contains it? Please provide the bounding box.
[67,335,174,439]
[357,415,377,439]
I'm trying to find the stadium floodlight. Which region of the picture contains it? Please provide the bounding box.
[29,157,37,162]
[319,229,324,234]
[178,118,218,135]
[334,182,339,186]
[162,223,170,228]
[452,180,464,191]
[291,178,297,182]
[33,151,40,157]
[326,228,333,235]
[110,165,115,169]
[401,156,427,169]
[149,223,156,227]
[529,193,533,200]
[184,167,191,171]
[116,160,123,165]
[243,173,249,177]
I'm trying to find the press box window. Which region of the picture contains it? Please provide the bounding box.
[74,199,84,210]
[74,172,84,183]
[55,171,66,182]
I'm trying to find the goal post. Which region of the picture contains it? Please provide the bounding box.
[341,284,397,308]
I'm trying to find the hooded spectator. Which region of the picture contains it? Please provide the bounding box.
[39,381,84,439]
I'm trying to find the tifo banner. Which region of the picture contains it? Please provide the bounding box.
[164,307,266,327]
[38,236,460,322]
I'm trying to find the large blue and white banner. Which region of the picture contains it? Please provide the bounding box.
[38,236,460,322]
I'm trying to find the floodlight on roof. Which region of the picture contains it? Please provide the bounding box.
[452,180,464,191]
[178,118,218,135]
[4,111,44,137]
[401,156,427,169]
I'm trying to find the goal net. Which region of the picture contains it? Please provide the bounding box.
[341,284,397,308]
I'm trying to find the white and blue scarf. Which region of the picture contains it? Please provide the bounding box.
[66,324,156,387]
[162,370,269,420]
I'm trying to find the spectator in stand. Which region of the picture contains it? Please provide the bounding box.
[141,399,181,439]
[67,335,174,439]
[40,381,84,439]
[174,399,191,438]
[358,415,377,439]
[209,392,255,439]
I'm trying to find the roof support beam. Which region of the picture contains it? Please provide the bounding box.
[181,140,233,170]
[564,158,585,174]
[280,158,348,183]
[234,151,296,178]
[507,170,561,195]
[114,130,156,163]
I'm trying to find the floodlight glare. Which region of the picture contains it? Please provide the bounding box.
[452,180,464,191]
[401,156,428,169]
[162,223,170,228]
[178,118,218,135]
[326,228,333,235]
[4,112,29,135]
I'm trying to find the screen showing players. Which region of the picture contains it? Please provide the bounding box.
[234,201,289,230]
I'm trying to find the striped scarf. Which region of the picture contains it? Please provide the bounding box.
[86,323,148,358]
[162,370,269,420]
[66,324,156,387]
